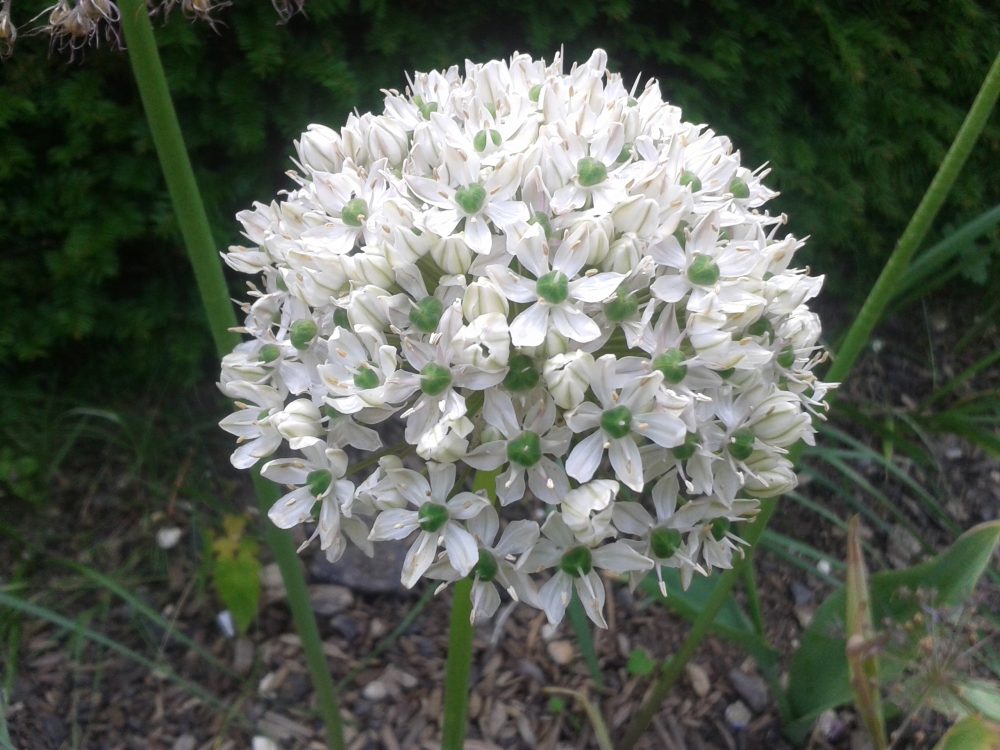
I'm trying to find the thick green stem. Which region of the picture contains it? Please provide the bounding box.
[117,4,345,748]
[618,498,778,750]
[441,578,474,750]
[828,51,1000,386]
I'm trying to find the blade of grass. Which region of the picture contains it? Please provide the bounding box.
[567,591,605,689]
[0,591,228,713]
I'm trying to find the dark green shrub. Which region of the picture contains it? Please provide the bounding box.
[1,0,997,397]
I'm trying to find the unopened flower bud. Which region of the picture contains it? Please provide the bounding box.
[463,279,509,320]
[366,117,409,166]
[544,351,595,409]
[273,399,323,448]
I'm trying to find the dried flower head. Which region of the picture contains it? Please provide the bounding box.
[219,50,832,627]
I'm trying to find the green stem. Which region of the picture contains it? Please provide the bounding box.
[117,4,345,749]
[741,552,766,639]
[441,578,474,750]
[828,51,1000,386]
[618,498,778,750]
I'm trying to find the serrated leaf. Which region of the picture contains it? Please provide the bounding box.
[212,536,261,635]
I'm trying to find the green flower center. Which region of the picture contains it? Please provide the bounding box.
[413,95,438,120]
[455,183,487,215]
[601,405,633,439]
[306,469,333,497]
[507,431,542,467]
[259,344,281,363]
[473,549,499,582]
[652,350,688,384]
[536,271,569,305]
[290,319,318,350]
[679,170,702,192]
[559,545,593,577]
[529,84,542,102]
[504,353,540,392]
[687,254,720,286]
[353,366,379,390]
[747,316,774,341]
[473,129,502,152]
[417,503,449,533]
[340,198,369,227]
[605,289,638,323]
[650,527,683,559]
[409,296,444,333]
[729,429,754,461]
[577,157,608,187]
[420,363,452,396]
[672,432,700,461]
[729,177,750,199]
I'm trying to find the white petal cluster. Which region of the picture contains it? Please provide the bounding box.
[219,49,831,627]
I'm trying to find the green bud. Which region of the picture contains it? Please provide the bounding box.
[420,363,452,396]
[536,271,569,304]
[340,197,368,227]
[473,549,499,582]
[559,545,593,577]
[490,129,502,146]
[729,429,754,461]
[353,366,379,390]
[627,97,638,107]
[605,289,639,323]
[717,367,735,379]
[601,405,633,439]
[507,431,542,468]
[455,183,487,215]
[672,432,700,461]
[616,145,632,163]
[504,353,540,391]
[729,177,750,199]
[413,95,438,120]
[652,350,688,384]
[306,469,333,497]
[577,157,608,187]
[673,221,688,248]
[679,170,702,192]
[290,319,318,350]
[409,296,444,333]
[711,517,730,541]
[417,503,449,533]
[687,254,720,286]
[650,527,682,559]
[473,129,488,153]
[529,84,542,102]
[259,344,282,363]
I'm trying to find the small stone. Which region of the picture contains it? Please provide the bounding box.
[252,738,279,750]
[369,618,388,638]
[794,605,815,629]
[728,668,769,713]
[790,581,813,606]
[172,735,196,750]
[546,640,574,666]
[363,681,389,702]
[724,700,752,730]
[308,584,354,616]
[233,636,254,675]
[260,563,285,593]
[887,524,922,567]
[685,663,710,698]
[156,527,182,549]
[329,613,361,642]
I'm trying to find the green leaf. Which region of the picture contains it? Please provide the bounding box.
[786,521,1000,742]
[627,648,655,677]
[639,568,778,669]
[212,516,261,635]
[933,715,1000,750]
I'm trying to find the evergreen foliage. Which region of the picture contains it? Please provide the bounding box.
[1,0,997,396]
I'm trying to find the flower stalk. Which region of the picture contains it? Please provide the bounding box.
[116,3,345,748]
[441,578,475,750]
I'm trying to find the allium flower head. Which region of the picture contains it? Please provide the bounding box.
[219,49,831,627]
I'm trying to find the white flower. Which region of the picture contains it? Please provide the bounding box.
[220,48,831,626]
[368,462,490,587]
